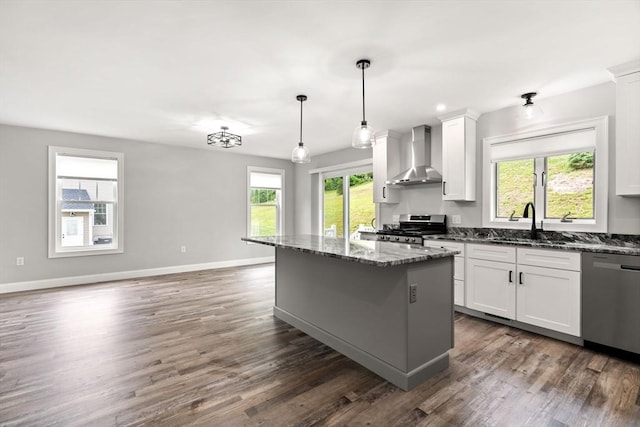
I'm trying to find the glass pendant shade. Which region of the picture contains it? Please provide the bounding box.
[352,121,376,149]
[292,142,310,163]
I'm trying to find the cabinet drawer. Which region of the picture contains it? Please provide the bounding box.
[467,243,516,263]
[517,248,581,271]
[423,240,465,256]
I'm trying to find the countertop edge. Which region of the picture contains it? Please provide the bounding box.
[423,236,640,256]
[242,237,459,267]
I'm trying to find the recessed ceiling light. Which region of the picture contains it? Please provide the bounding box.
[436,104,447,112]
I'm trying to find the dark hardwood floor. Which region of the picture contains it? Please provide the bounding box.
[1,264,638,426]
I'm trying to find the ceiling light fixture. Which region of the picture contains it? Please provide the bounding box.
[207,126,242,148]
[521,92,543,119]
[352,59,376,149]
[291,94,311,164]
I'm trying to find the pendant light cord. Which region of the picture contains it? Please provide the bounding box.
[299,98,304,143]
[361,65,366,123]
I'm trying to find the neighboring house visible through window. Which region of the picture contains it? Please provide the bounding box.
[49,146,124,257]
[247,167,284,237]
[482,116,608,232]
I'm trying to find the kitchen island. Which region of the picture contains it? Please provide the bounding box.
[241,234,458,391]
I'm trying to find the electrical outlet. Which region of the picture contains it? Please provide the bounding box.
[451,215,461,225]
[409,284,417,303]
[16,257,24,266]
[392,214,400,222]
[180,246,187,253]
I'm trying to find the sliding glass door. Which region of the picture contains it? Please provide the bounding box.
[322,168,374,239]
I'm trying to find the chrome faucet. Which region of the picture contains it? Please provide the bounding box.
[522,202,542,239]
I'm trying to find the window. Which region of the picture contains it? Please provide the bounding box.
[49,146,124,257]
[93,203,107,226]
[247,167,284,237]
[321,167,375,238]
[483,117,608,232]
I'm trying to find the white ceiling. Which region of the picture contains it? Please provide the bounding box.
[1,1,639,159]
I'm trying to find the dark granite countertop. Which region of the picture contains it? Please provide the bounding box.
[423,228,640,256]
[242,234,458,267]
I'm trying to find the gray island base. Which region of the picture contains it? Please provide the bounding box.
[241,235,457,391]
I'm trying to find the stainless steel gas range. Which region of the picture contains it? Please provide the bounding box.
[360,214,447,244]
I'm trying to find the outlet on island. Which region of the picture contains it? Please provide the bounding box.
[16,257,24,266]
[180,246,187,253]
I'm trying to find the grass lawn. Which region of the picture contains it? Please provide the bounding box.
[324,181,375,237]
[250,205,276,236]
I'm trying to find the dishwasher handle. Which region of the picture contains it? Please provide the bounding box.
[621,264,640,272]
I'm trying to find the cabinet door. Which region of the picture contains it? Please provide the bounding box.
[454,279,465,306]
[466,258,515,319]
[615,71,640,195]
[516,265,580,336]
[372,136,400,203]
[441,117,466,201]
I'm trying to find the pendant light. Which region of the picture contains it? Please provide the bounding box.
[352,59,376,149]
[291,94,310,163]
[520,92,543,119]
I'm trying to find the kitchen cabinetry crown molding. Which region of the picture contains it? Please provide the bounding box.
[375,129,402,140]
[607,58,640,79]
[437,108,481,122]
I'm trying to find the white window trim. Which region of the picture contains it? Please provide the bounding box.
[246,166,285,238]
[482,116,608,233]
[48,146,124,258]
[317,162,374,236]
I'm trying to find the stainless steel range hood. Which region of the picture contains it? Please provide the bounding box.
[386,125,442,185]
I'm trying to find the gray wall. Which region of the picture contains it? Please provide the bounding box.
[0,125,294,285]
[296,82,640,235]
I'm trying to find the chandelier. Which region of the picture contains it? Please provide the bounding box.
[207,126,242,148]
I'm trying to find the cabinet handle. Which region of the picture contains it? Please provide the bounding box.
[508,270,513,283]
[519,272,524,285]
[532,172,537,188]
[442,181,447,196]
[541,171,546,187]
[382,186,386,199]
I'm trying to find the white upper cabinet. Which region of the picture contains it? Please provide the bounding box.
[609,59,640,196]
[373,130,401,203]
[438,109,480,201]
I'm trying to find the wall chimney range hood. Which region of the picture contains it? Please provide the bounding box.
[386,125,442,185]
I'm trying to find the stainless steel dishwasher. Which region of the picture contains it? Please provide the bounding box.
[582,252,640,355]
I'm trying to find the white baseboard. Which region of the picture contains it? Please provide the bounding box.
[0,256,275,294]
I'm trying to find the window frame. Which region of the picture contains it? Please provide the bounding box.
[482,116,608,233]
[48,146,124,258]
[246,166,285,238]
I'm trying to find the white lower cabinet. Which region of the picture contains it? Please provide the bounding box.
[516,264,580,336]
[424,241,465,306]
[466,257,516,319]
[466,244,581,337]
